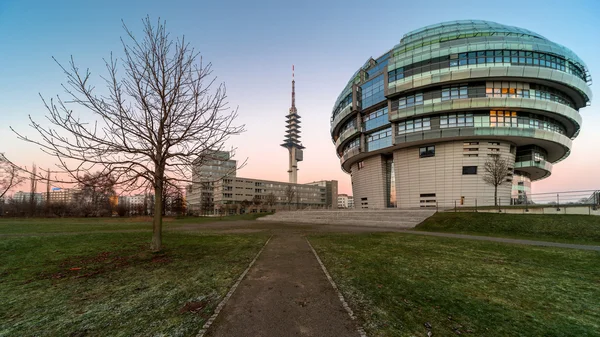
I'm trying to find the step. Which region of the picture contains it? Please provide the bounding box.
[257,209,436,229]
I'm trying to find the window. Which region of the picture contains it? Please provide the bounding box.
[441,84,468,101]
[357,161,365,170]
[419,145,435,158]
[363,107,389,131]
[386,49,586,85]
[462,166,478,175]
[339,119,357,134]
[366,127,392,151]
[440,113,474,128]
[397,117,431,134]
[464,154,478,157]
[342,138,360,156]
[361,75,385,109]
[420,193,436,198]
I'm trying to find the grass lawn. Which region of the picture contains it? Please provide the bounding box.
[415,212,600,245]
[310,233,600,337]
[0,213,268,235]
[0,230,269,336]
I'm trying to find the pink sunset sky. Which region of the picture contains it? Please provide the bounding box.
[1,1,599,197]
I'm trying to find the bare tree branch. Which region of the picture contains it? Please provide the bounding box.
[11,17,245,251]
[0,154,26,200]
[482,155,511,206]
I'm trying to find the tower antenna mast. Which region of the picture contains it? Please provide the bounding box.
[280,65,304,183]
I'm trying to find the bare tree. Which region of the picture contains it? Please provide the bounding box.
[265,193,276,211]
[482,155,511,206]
[75,172,117,216]
[251,195,262,210]
[0,154,25,200]
[240,199,250,213]
[285,185,295,211]
[12,17,244,251]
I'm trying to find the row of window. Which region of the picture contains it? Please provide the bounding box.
[366,127,393,151]
[390,81,575,111]
[363,107,389,131]
[339,118,356,135]
[360,75,385,109]
[387,49,587,83]
[332,93,352,119]
[342,138,360,156]
[489,111,565,134]
[365,53,390,79]
[440,113,474,128]
[342,110,566,156]
[398,117,431,134]
[516,145,548,163]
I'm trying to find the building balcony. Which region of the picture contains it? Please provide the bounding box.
[514,159,553,181]
[386,65,591,108]
[340,147,362,168]
[335,127,360,152]
[388,97,582,138]
[330,103,356,134]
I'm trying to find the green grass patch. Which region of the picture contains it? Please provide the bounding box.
[0,231,268,336]
[310,233,600,337]
[416,212,600,245]
[0,213,269,235]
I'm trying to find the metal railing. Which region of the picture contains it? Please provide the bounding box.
[434,189,600,213]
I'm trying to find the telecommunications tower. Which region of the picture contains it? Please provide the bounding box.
[281,65,304,183]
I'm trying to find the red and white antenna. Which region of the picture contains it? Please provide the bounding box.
[291,65,296,109]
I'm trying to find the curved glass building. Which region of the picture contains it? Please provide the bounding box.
[331,20,592,208]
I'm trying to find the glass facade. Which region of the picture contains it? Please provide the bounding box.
[392,111,567,137]
[342,137,360,156]
[363,107,389,131]
[390,81,576,111]
[366,128,392,151]
[397,117,431,134]
[339,118,357,134]
[366,54,389,79]
[332,93,352,120]
[360,75,385,109]
[388,49,587,84]
[331,19,592,208]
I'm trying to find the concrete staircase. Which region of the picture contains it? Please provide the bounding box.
[258,209,437,228]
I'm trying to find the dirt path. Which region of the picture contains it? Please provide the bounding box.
[204,234,361,337]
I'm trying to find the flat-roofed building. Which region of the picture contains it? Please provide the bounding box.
[338,194,349,208]
[213,177,334,213]
[12,191,44,205]
[188,151,237,214]
[305,180,338,209]
[47,188,79,204]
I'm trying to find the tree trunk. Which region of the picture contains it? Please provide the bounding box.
[494,185,498,206]
[151,184,163,252]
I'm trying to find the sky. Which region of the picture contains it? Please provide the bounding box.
[1,0,599,195]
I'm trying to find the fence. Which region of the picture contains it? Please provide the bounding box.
[440,189,600,213]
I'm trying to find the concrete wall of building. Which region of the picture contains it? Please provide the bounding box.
[350,155,386,208]
[337,194,348,208]
[350,140,516,209]
[213,177,329,209]
[394,140,515,208]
